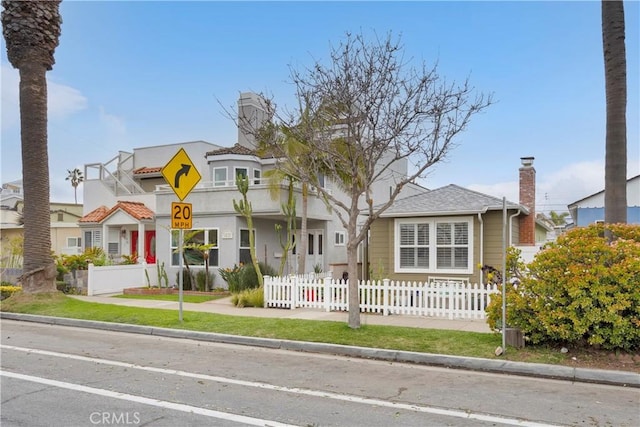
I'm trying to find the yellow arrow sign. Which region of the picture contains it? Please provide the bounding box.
[161,148,202,201]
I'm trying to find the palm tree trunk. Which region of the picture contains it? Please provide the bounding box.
[602,0,627,225]
[19,60,56,292]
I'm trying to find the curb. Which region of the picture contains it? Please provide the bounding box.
[2,312,638,388]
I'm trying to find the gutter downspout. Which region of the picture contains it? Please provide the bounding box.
[477,212,484,285]
[508,209,522,246]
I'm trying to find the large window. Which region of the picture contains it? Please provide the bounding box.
[234,167,248,185]
[395,217,472,274]
[171,229,219,267]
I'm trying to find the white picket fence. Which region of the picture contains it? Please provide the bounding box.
[264,276,499,320]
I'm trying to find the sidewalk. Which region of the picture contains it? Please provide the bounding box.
[70,295,492,333]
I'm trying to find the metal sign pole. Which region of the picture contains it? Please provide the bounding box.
[179,228,184,322]
[501,197,507,353]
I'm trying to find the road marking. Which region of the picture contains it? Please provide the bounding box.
[2,344,563,427]
[0,370,295,427]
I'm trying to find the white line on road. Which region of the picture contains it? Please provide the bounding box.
[0,370,296,427]
[2,344,564,427]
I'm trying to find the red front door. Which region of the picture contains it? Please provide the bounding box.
[130,230,156,264]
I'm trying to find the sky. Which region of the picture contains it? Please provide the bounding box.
[1,0,638,215]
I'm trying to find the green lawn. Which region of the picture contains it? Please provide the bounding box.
[0,292,570,366]
[114,293,224,304]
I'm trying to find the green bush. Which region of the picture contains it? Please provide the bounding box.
[1,285,22,300]
[231,286,264,307]
[195,270,215,292]
[487,223,640,351]
[176,268,195,291]
[239,262,276,291]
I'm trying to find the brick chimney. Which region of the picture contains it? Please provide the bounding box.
[518,156,536,245]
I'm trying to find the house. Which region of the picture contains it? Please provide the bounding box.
[567,175,640,226]
[368,157,541,284]
[79,92,424,286]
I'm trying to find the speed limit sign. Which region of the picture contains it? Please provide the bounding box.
[171,202,192,229]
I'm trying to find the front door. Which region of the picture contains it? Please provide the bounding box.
[305,230,324,274]
[131,230,156,264]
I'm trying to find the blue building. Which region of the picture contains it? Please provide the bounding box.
[568,175,640,226]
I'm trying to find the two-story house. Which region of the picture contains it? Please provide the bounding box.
[79,92,425,287]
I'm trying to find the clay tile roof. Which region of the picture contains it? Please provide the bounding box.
[133,166,162,175]
[205,143,275,158]
[108,201,155,221]
[79,206,109,223]
[79,201,154,223]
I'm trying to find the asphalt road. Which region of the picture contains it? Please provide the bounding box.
[1,320,639,427]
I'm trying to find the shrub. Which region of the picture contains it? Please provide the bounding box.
[195,270,215,292]
[176,268,195,291]
[239,262,277,291]
[0,285,22,300]
[231,286,264,307]
[486,223,640,351]
[219,264,243,292]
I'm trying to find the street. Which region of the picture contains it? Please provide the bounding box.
[1,319,638,426]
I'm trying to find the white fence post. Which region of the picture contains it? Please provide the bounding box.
[87,263,95,296]
[382,279,390,316]
[324,277,331,312]
[263,275,270,308]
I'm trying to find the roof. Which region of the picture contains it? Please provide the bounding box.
[133,166,162,175]
[205,143,275,159]
[79,201,154,223]
[379,184,526,217]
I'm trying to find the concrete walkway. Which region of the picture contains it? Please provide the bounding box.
[70,295,492,333]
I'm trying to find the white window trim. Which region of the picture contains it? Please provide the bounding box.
[334,231,345,246]
[213,167,227,186]
[394,216,474,274]
[253,168,261,185]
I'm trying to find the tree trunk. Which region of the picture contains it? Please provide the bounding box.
[346,203,361,328]
[602,0,627,226]
[19,60,56,293]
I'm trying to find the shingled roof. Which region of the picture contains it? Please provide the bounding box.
[380,184,526,217]
[79,201,154,223]
[133,166,162,175]
[205,143,276,158]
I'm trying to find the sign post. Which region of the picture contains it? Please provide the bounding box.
[161,148,201,321]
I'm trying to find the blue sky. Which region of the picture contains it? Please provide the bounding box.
[1,0,638,214]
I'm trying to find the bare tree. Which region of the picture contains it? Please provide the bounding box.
[602,0,627,227]
[2,0,62,293]
[255,32,492,328]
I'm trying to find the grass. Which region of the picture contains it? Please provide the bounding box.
[114,294,223,304]
[1,292,636,371]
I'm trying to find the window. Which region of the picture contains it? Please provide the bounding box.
[108,242,119,255]
[308,233,314,255]
[436,222,469,269]
[67,237,81,248]
[213,168,227,186]
[83,230,101,250]
[171,229,219,267]
[234,167,248,185]
[57,212,64,221]
[395,217,472,274]
[239,229,255,264]
[253,169,261,185]
[398,223,429,268]
[334,231,345,246]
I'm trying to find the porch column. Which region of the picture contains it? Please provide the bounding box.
[101,223,108,254]
[137,223,145,263]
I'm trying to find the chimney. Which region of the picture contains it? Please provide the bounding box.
[518,156,536,245]
[237,92,267,149]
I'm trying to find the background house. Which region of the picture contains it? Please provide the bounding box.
[368,157,540,284]
[567,175,640,226]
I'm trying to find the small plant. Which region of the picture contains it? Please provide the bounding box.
[231,286,264,307]
[219,264,243,292]
[313,263,323,274]
[176,268,195,291]
[195,270,215,292]
[156,262,169,288]
[120,253,138,265]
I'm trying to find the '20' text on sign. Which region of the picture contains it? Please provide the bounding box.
[172,202,192,229]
